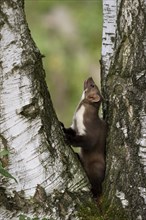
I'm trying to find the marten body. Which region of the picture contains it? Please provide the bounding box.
[63,77,106,198]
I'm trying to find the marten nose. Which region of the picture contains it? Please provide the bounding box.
[84,77,94,90]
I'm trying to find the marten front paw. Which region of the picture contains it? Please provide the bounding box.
[59,121,76,144]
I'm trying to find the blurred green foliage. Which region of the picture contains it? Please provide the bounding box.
[25,0,102,125]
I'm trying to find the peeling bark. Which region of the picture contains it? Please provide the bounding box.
[0,0,92,219]
[102,0,146,219]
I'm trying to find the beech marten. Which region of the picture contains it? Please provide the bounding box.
[62,77,106,199]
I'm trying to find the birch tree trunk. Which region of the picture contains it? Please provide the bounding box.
[102,0,146,219]
[0,0,92,219]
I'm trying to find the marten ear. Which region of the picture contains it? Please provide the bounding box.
[88,94,101,102]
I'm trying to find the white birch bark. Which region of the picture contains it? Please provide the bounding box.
[102,0,146,219]
[102,0,117,77]
[0,1,91,219]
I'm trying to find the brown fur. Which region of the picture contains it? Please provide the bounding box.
[62,77,106,198]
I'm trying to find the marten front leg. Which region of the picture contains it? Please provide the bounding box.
[60,122,77,144]
[64,130,91,149]
[67,134,90,149]
[60,122,90,148]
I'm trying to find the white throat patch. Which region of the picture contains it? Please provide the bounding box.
[72,105,86,135]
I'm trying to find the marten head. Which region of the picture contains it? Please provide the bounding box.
[83,77,102,104]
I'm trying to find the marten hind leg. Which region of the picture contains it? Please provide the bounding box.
[90,177,102,198]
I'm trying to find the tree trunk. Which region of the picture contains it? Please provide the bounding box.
[0,0,92,219]
[102,0,146,219]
